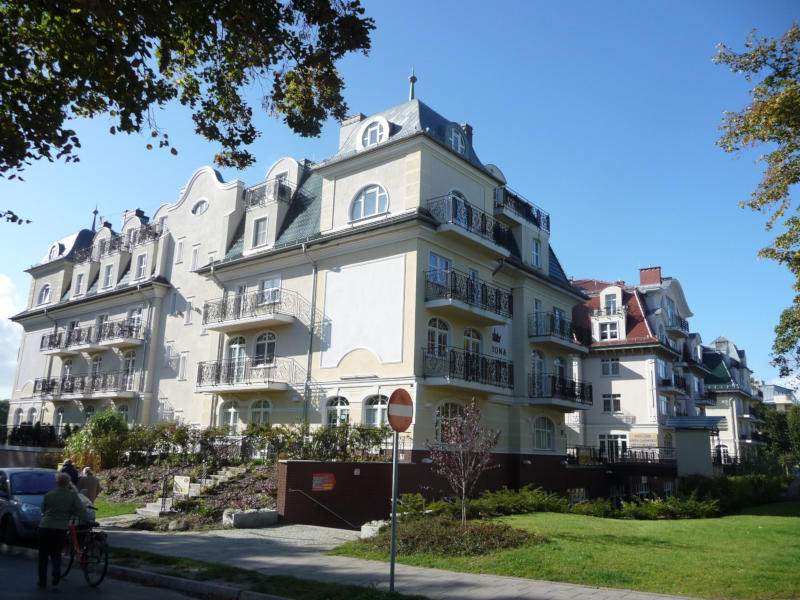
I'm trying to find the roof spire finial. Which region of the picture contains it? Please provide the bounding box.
[408,66,417,101]
[91,205,99,231]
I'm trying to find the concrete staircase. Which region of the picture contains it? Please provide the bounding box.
[135,465,247,518]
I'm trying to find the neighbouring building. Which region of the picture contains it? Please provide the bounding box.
[755,380,800,413]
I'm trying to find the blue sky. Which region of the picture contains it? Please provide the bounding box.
[0,0,797,398]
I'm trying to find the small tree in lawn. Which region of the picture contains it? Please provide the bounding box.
[427,398,500,526]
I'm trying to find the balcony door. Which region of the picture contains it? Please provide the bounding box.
[232,284,247,320]
[531,351,545,396]
[123,351,136,391]
[599,433,627,460]
[227,336,246,383]
[428,252,451,288]
[127,307,142,336]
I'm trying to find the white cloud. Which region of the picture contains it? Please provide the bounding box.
[0,274,23,400]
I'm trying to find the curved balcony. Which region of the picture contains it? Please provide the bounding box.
[424,269,512,325]
[492,186,550,232]
[196,357,301,394]
[65,326,105,352]
[421,346,514,394]
[97,319,145,349]
[528,312,590,354]
[202,289,300,334]
[426,195,512,257]
[528,374,593,410]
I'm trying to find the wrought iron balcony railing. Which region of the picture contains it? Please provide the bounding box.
[66,326,97,346]
[73,246,94,264]
[426,195,513,251]
[40,332,64,351]
[196,357,302,388]
[493,187,551,233]
[202,288,305,326]
[97,318,143,342]
[592,306,627,318]
[244,178,295,208]
[566,445,676,465]
[528,374,593,405]
[528,312,591,346]
[421,346,514,390]
[34,370,139,396]
[424,269,513,318]
[666,314,689,334]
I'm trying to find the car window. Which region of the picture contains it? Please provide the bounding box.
[0,472,7,493]
[10,471,57,494]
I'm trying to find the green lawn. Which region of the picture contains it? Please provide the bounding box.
[92,495,139,519]
[330,502,800,599]
[109,547,427,600]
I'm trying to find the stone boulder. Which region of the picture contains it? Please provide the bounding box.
[222,508,278,529]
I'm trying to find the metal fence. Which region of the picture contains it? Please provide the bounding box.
[566,445,676,465]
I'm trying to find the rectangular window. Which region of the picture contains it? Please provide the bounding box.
[567,488,586,504]
[178,353,188,380]
[253,217,268,247]
[175,239,184,264]
[603,394,621,413]
[664,481,675,498]
[601,358,620,376]
[170,292,178,315]
[427,252,451,285]
[102,264,114,289]
[191,246,199,270]
[135,254,147,280]
[659,395,668,415]
[657,359,666,379]
[531,239,541,267]
[259,277,281,305]
[599,322,618,340]
[74,273,84,296]
[184,298,193,325]
[605,294,617,313]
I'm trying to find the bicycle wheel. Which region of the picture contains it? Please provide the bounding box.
[81,536,108,587]
[59,535,74,578]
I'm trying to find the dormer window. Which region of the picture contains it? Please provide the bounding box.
[48,245,60,260]
[448,128,465,154]
[351,185,388,221]
[531,239,541,268]
[600,322,618,340]
[605,295,617,314]
[361,121,385,147]
[37,284,51,305]
[253,217,268,247]
[102,264,114,289]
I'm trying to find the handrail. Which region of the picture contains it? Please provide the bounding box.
[287,488,358,529]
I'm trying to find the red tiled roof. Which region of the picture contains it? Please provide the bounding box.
[571,287,658,348]
[572,279,616,295]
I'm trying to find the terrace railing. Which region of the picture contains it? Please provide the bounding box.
[424,269,513,318]
[528,311,591,346]
[421,346,514,390]
[196,356,303,388]
[566,445,676,465]
[202,288,304,326]
[33,371,140,396]
[97,318,143,342]
[426,195,513,251]
[493,186,551,232]
[245,178,295,208]
[528,374,593,405]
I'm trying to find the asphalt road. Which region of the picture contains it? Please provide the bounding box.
[0,554,198,600]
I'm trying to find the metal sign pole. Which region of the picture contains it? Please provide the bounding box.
[389,429,399,592]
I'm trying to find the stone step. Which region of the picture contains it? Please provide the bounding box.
[136,507,174,518]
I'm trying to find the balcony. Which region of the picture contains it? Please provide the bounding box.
[492,186,551,232]
[40,333,77,357]
[664,315,689,339]
[528,374,592,410]
[34,371,140,399]
[424,269,512,325]
[592,306,627,318]
[65,326,105,352]
[528,312,590,354]
[566,446,676,466]
[694,394,716,406]
[202,289,300,333]
[658,377,683,395]
[97,319,145,349]
[739,432,767,445]
[195,357,299,393]
[426,195,512,257]
[245,178,295,208]
[421,346,514,393]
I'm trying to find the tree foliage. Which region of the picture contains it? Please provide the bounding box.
[788,405,800,456]
[0,0,374,177]
[427,398,500,526]
[764,407,792,456]
[714,24,800,370]
[65,409,129,468]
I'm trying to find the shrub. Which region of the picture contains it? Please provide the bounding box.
[65,410,129,468]
[363,515,541,556]
[679,473,788,513]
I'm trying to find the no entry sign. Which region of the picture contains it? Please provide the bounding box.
[388,389,413,433]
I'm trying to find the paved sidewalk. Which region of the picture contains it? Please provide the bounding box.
[106,524,701,600]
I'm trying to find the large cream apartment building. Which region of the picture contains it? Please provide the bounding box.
[8,95,594,461]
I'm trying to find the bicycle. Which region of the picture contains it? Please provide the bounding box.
[60,519,108,587]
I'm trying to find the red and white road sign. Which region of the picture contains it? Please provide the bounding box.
[387,389,413,433]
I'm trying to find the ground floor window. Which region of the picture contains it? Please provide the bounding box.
[434,402,464,442]
[327,397,350,427]
[664,480,675,498]
[364,395,388,427]
[251,399,271,425]
[599,433,627,459]
[221,401,240,434]
[635,476,649,499]
[533,416,555,450]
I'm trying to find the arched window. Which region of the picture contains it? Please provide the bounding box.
[27,407,38,424]
[117,404,129,424]
[449,127,465,154]
[427,318,449,357]
[191,200,209,215]
[463,328,482,354]
[83,405,95,421]
[533,416,555,451]
[221,401,240,434]
[663,431,674,449]
[227,336,247,383]
[49,245,60,260]
[531,351,545,396]
[435,402,464,442]
[38,284,51,305]
[361,121,386,147]
[715,444,730,464]
[350,185,388,221]
[364,395,388,427]
[251,399,271,425]
[327,397,350,427]
[254,332,276,366]
[123,351,136,390]
[13,408,22,426]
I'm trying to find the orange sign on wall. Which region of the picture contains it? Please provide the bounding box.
[312,473,336,492]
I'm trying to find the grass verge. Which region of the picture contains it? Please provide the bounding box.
[330,502,800,600]
[93,495,139,519]
[109,547,427,600]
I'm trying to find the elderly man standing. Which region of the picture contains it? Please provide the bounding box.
[38,472,90,588]
[77,467,102,503]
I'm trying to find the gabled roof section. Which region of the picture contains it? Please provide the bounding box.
[33,229,94,267]
[316,99,497,180]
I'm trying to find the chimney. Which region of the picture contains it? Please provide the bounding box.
[339,113,365,149]
[639,266,662,285]
[460,123,473,146]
